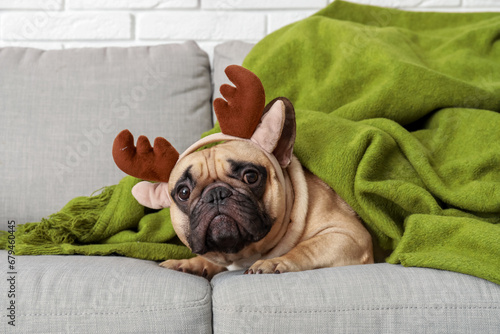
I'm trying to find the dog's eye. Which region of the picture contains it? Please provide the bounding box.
[243,171,259,184]
[177,186,191,201]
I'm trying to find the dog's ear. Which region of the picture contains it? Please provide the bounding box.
[131,182,171,209]
[251,97,296,168]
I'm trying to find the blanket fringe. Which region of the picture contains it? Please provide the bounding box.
[16,186,115,246]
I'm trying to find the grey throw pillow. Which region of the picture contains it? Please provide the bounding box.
[0,41,213,227]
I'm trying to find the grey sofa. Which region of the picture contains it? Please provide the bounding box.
[1,41,499,334]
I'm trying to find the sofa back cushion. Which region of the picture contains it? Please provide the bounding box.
[0,42,213,227]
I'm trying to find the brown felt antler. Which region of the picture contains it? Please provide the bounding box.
[213,65,266,139]
[112,129,179,182]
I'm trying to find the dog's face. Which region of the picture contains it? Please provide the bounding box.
[114,90,297,267]
[168,140,287,260]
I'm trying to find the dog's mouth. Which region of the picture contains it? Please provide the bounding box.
[187,184,273,255]
[205,215,241,253]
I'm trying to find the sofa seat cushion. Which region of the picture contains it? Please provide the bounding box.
[1,251,212,333]
[211,263,500,333]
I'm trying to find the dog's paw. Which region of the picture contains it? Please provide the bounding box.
[160,256,227,280]
[245,257,300,275]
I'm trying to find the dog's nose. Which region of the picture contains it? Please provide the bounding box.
[203,186,232,204]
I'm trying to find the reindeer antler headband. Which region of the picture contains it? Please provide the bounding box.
[112,65,295,208]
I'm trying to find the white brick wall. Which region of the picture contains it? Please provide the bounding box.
[0,0,499,59]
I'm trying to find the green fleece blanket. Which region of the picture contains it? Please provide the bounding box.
[240,0,500,284]
[0,176,194,261]
[2,1,499,285]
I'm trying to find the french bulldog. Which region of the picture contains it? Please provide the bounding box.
[113,65,374,280]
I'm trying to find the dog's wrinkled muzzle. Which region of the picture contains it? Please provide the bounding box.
[188,183,272,255]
